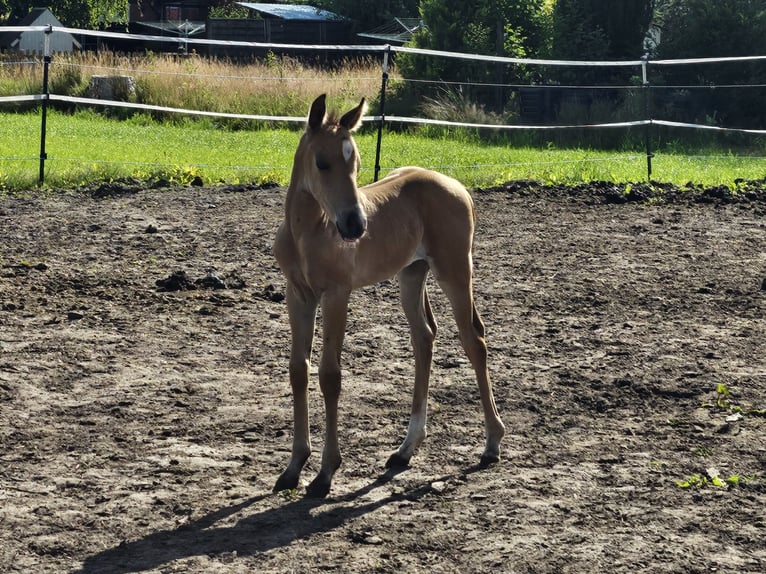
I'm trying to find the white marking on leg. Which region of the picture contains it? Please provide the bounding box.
[399,407,427,459]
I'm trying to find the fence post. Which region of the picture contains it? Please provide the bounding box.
[641,53,653,181]
[373,45,390,182]
[38,25,52,186]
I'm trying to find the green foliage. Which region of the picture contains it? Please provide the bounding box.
[654,0,766,129]
[395,0,553,121]
[48,65,84,95]
[399,0,552,83]
[655,0,766,59]
[418,87,506,126]
[551,0,653,87]
[0,0,128,27]
[155,165,204,186]
[208,1,250,19]
[676,467,753,490]
[675,473,737,489]
[277,488,300,501]
[701,383,766,417]
[552,0,653,61]
[675,473,711,489]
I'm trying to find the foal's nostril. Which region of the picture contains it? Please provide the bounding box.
[336,207,367,241]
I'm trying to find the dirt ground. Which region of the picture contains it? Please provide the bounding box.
[1,179,765,573]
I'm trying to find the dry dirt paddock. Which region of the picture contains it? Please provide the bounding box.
[1,180,765,573]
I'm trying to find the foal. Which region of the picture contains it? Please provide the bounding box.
[272,94,505,497]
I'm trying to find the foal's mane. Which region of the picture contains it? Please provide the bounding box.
[320,108,354,131]
[322,110,343,129]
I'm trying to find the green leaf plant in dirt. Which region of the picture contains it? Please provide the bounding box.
[702,383,766,418]
[676,469,752,490]
[675,384,764,490]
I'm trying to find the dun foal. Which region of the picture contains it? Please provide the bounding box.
[273,94,505,497]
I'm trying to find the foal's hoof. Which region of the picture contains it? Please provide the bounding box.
[385,452,411,469]
[273,472,300,494]
[479,452,500,468]
[306,475,332,498]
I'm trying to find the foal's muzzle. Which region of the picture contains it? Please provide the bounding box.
[336,204,367,242]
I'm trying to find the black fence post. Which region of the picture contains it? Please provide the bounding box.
[641,54,653,182]
[373,45,390,182]
[38,25,53,186]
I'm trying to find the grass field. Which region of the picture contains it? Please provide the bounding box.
[1,109,766,191]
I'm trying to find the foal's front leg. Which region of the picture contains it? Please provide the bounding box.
[305,288,351,498]
[274,283,318,493]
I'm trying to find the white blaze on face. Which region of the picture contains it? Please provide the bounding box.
[342,139,354,164]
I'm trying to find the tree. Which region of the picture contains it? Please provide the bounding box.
[551,0,653,84]
[209,1,250,19]
[400,0,552,82]
[552,0,654,61]
[656,0,766,59]
[0,1,128,27]
[654,0,766,128]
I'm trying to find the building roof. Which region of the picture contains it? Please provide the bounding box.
[236,3,346,22]
[0,7,81,50]
[358,18,423,44]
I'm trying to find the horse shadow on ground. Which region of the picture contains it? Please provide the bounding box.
[76,464,489,574]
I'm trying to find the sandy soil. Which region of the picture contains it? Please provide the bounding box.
[1,180,765,573]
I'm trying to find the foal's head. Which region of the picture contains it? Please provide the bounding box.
[295,94,368,242]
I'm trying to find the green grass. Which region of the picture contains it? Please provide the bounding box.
[2,109,766,191]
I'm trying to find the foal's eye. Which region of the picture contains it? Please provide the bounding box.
[316,157,330,171]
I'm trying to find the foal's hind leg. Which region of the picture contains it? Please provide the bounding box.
[387,260,437,468]
[437,274,505,465]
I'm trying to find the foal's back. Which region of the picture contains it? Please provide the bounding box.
[360,167,476,274]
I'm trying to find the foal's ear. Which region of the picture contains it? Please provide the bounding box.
[308,94,327,130]
[339,98,367,132]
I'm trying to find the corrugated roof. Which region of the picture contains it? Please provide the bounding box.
[236,3,345,22]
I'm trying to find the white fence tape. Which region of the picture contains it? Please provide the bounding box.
[391,45,643,67]
[385,116,649,130]
[50,94,308,123]
[7,93,764,136]
[0,95,45,103]
[652,120,766,136]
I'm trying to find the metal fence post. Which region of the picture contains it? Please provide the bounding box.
[641,54,653,182]
[38,25,53,186]
[373,45,390,182]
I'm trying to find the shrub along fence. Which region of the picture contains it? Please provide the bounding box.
[2,25,766,185]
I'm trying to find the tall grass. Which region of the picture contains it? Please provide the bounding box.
[1,50,383,121]
[0,56,40,96]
